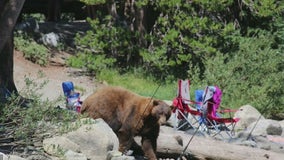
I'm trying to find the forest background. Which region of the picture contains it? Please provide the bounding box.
[17,0,284,120]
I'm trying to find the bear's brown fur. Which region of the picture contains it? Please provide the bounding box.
[81,86,172,160]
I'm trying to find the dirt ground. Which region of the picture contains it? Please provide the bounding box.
[13,50,99,107]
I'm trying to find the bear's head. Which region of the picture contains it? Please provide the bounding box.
[151,100,172,125]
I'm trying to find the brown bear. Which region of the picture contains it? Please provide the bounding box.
[80,86,172,160]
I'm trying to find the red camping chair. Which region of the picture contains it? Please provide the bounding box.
[172,80,202,130]
[201,86,240,138]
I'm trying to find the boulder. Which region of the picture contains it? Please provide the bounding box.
[106,151,135,160]
[64,150,87,160]
[256,135,284,153]
[279,120,284,136]
[41,32,60,47]
[233,132,284,154]
[246,119,282,136]
[43,136,80,156]
[0,152,9,160]
[234,105,265,131]
[43,118,119,160]
[0,152,26,160]
[7,155,27,160]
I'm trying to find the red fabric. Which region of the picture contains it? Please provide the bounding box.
[207,114,240,123]
[219,109,239,114]
[172,97,201,119]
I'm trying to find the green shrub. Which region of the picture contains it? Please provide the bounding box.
[14,33,49,66]
[0,73,82,146]
[192,30,284,118]
[67,52,116,74]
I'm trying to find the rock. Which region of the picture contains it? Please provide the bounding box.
[255,135,284,153]
[64,150,87,160]
[246,119,282,136]
[43,136,80,156]
[41,32,60,47]
[7,155,27,160]
[0,152,26,160]
[26,154,54,160]
[157,129,184,155]
[106,151,135,160]
[267,135,284,145]
[233,129,284,154]
[279,120,284,136]
[15,18,39,33]
[43,118,119,160]
[234,105,265,131]
[0,153,9,160]
[237,140,258,148]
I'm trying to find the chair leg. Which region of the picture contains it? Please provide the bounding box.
[174,109,197,130]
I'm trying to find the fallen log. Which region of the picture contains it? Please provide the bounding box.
[155,126,284,160]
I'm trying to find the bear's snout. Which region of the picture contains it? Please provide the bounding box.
[158,115,168,125]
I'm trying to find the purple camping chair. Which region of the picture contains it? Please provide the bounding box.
[201,86,240,139]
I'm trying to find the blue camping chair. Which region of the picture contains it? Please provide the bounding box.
[62,81,82,112]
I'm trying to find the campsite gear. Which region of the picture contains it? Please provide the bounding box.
[172,80,202,130]
[62,81,82,112]
[201,86,240,138]
[172,80,240,139]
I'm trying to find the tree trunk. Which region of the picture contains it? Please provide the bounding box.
[0,0,26,103]
[47,0,62,22]
[0,0,25,51]
[0,33,17,93]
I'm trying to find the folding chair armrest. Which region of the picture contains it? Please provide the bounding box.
[208,115,240,123]
[189,100,202,105]
[219,109,238,114]
[188,109,202,116]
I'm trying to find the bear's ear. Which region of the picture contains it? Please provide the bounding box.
[170,105,175,111]
[152,100,160,106]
